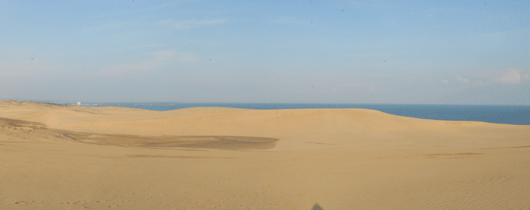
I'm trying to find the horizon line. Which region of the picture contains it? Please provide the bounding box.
[2,100,529,106]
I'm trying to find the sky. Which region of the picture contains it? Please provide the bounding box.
[1,0,529,104]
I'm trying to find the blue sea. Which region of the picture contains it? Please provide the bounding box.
[79,103,530,125]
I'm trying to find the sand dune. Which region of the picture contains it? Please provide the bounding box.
[1,100,530,209]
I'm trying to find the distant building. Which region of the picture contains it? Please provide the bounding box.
[77,102,81,106]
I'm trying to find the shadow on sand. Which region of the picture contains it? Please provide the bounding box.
[312,203,324,210]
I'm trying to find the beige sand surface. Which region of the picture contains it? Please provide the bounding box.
[1,100,530,209]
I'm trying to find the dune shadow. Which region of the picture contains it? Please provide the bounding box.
[63,132,279,150]
[0,117,46,129]
[0,117,279,150]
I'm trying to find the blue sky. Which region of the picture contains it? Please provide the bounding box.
[1,0,529,104]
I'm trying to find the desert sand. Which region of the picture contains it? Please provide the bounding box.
[1,100,529,210]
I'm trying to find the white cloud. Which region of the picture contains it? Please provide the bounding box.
[498,69,522,84]
[465,67,530,85]
[456,76,469,83]
[173,19,226,29]
[441,79,449,84]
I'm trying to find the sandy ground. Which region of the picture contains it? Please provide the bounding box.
[1,100,530,210]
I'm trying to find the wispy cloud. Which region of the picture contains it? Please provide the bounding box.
[498,69,522,84]
[441,79,449,84]
[459,67,529,85]
[173,19,226,29]
[456,76,469,83]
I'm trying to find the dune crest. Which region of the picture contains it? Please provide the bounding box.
[0,101,528,151]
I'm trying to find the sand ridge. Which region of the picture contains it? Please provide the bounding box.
[1,100,528,151]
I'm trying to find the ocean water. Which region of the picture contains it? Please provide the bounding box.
[83,103,530,125]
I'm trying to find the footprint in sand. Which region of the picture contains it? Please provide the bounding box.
[108,204,119,208]
[15,201,27,204]
[97,199,107,203]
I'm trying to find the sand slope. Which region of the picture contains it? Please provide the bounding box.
[1,100,530,210]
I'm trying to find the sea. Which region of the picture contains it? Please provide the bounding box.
[76,103,530,125]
